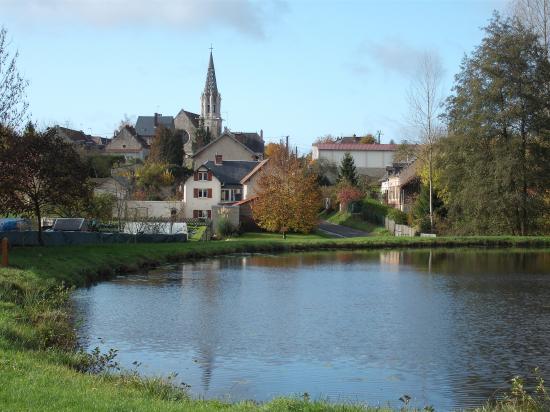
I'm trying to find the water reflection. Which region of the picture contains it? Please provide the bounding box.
[73,249,550,410]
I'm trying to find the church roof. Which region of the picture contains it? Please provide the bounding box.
[201,160,259,185]
[135,115,174,137]
[204,51,218,95]
[232,132,264,154]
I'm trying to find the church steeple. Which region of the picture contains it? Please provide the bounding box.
[200,48,222,138]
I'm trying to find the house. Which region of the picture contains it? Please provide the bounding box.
[50,125,105,151]
[135,113,175,145]
[189,131,264,169]
[380,161,420,212]
[105,126,149,160]
[312,142,397,179]
[183,155,261,219]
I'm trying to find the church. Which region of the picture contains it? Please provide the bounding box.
[106,51,264,164]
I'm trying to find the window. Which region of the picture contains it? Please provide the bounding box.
[194,210,212,219]
[197,188,208,198]
[197,171,208,181]
[221,188,242,203]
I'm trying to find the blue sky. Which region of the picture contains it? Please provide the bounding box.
[2,0,506,152]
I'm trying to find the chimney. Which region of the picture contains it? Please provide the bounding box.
[260,129,264,141]
[154,113,161,127]
[215,154,223,165]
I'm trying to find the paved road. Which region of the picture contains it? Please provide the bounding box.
[318,220,371,238]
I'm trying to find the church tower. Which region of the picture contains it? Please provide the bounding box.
[200,50,222,139]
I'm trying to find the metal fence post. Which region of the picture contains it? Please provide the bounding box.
[1,237,8,267]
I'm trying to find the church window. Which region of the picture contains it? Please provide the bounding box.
[207,104,210,113]
[213,104,216,113]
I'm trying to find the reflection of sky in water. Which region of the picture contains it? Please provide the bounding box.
[73,249,550,410]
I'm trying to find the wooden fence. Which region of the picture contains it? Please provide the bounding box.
[384,217,416,237]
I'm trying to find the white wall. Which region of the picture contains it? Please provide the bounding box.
[183,169,222,218]
[317,149,394,169]
[124,201,182,218]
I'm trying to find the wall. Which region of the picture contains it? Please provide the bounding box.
[174,111,198,155]
[192,135,255,169]
[384,217,416,237]
[105,128,147,160]
[211,205,240,231]
[183,168,222,218]
[123,201,183,219]
[317,149,394,178]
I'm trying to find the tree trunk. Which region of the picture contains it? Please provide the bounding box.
[428,148,434,232]
[35,204,43,246]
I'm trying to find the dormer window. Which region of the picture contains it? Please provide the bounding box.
[197,171,208,181]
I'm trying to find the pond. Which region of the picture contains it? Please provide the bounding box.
[73,249,550,410]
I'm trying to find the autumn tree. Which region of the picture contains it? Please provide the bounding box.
[252,145,322,238]
[313,134,337,145]
[0,27,28,129]
[336,181,363,212]
[359,134,376,144]
[338,152,358,186]
[0,123,90,245]
[149,125,184,166]
[264,142,283,158]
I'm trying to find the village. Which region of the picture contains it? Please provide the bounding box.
[0,2,550,411]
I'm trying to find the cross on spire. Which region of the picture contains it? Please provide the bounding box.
[209,44,213,53]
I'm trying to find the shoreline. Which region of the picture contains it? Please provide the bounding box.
[1,236,550,411]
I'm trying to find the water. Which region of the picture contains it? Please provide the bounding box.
[73,249,550,410]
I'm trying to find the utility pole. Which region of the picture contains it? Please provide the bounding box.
[376,130,383,144]
[285,135,289,156]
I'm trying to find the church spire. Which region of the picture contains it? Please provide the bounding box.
[200,47,222,139]
[204,49,218,96]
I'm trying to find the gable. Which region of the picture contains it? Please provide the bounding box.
[192,134,257,165]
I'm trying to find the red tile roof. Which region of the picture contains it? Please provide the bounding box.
[314,143,398,151]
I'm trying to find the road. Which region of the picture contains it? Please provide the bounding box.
[318,220,371,238]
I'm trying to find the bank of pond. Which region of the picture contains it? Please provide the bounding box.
[1,237,550,411]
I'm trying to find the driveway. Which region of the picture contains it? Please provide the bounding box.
[318,220,370,238]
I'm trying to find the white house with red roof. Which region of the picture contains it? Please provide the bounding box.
[312,142,397,178]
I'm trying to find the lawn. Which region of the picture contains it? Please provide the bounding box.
[322,211,391,235]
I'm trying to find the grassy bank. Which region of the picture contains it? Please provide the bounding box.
[1,236,550,411]
[322,211,391,235]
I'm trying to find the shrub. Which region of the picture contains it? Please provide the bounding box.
[360,198,388,225]
[216,216,237,238]
[387,208,408,225]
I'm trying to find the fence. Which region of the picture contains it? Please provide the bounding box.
[0,231,187,247]
[384,217,416,237]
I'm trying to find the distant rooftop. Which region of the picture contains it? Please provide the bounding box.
[314,143,398,151]
[135,114,174,137]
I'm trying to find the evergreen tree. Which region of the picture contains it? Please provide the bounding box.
[441,14,550,235]
[193,127,212,151]
[338,152,358,186]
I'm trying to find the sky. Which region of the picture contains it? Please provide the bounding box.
[1,0,507,152]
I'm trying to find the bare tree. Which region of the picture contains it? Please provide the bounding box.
[407,52,445,231]
[0,27,28,129]
[513,0,550,53]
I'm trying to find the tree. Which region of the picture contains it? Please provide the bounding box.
[193,127,212,151]
[407,51,445,232]
[0,27,28,129]
[336,181,363,212]
[149,126,184,166]
[252,145,322,238]
[264,142,283,158]
[310,158,338,186]
[393,140,418,163]
[313,134,337,145]
[338,152,358,186]
[359,134,376,144]
[513,0,550,53]
[0,123,90,245]
[441,14,550,235]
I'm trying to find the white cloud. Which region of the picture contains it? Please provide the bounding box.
[355,37,439,77]
[1,0,287,38]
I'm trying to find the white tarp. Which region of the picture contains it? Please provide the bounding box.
[122,222,187,235]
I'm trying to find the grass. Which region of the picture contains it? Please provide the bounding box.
[1,236,550,411]
[323,211,391,235]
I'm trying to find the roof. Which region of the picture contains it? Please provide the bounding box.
[200,160,259,185]
[240,158,270,184]
[204,51,218,95]
[234,196,258,206]
[135,115,174,137]
[176,109,200,128]
[52,126,100,146]
[191,133,256,158]
[232,132,264,154]
[109,126,149,150]
[314,143,398,151]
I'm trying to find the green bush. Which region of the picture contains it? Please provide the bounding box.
[360,198,389,225]
[387,208,408,225]
[216,217,237,238]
